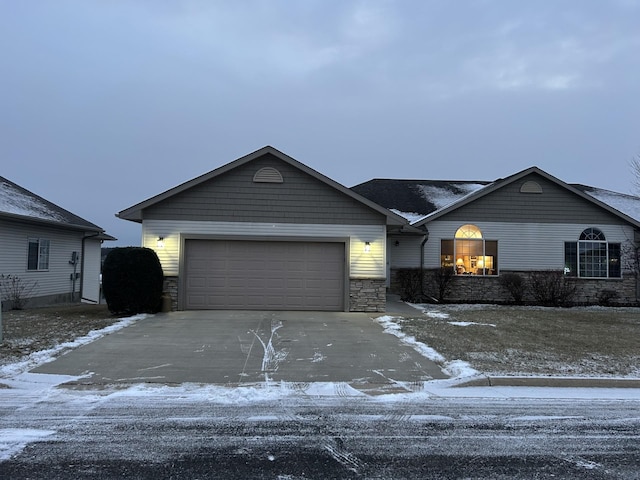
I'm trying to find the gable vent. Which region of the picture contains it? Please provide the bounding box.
[253,167,284,183]
[520,181,543,194]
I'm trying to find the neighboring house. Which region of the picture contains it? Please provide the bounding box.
[0,176,115,309]
[352,167,640,305]
[117,146,412,312]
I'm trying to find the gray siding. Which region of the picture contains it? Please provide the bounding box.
[0,218,83,303]
[144,154,385,225]
[441,173,628,225]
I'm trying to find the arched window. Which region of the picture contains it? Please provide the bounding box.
[579,227,606,241]
[564,228,621,278]
[441,224,498,276]
[455,224,482,239]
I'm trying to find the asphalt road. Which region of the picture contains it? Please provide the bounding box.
[1,386,638,479]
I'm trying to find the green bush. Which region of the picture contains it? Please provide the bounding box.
[102,247,164,315]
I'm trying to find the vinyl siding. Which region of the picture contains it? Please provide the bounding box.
[388,235,424,268]
[0,219,84,300]
[142,220,386,279]
[441,173,628,224]
[143,155,384,226]
[423,220,636,271]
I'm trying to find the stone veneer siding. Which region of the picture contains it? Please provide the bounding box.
[163,276,179,311]
[390,269,638,306]
[349,278,387,312]
[163,276,387,312]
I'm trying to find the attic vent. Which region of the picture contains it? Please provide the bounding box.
[253,167,283,183]
[520,181,543,194]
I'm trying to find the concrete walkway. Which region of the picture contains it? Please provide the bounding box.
[33,310,447,390]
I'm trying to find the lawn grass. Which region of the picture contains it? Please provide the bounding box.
[397,304,640,377]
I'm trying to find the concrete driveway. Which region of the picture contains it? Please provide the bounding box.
[33,310,447,390]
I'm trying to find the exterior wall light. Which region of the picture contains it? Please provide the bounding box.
[157,236,165,249]
[364,241,371,253]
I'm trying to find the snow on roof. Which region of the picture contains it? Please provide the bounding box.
[0,179,66,222]
[390,209,425,223]
[0,176,105,231]
[417,183,487,210]
[580,186,640,222]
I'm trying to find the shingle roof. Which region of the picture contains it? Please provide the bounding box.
[351,174,640,225]
[0,175,110,234]
[350,179,490,218]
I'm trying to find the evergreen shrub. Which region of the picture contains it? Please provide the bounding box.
[102,247,164,315]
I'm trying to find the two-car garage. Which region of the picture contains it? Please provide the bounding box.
[184,239,346,311]
[117,146,396,312]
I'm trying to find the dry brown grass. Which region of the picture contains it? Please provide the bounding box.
[398,304,640,377]
[0,304,119,367]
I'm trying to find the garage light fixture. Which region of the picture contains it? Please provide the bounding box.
[157,237,165,249]
[364,242,371,253]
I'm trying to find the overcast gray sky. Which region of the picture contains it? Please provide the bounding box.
[2,1,639,246]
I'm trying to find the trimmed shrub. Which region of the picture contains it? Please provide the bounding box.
[499,272,525,304]
[102,247,164,315]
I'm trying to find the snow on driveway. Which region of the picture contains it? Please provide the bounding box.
[1,311,640,463]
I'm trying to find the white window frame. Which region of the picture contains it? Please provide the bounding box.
[27,238,50,271]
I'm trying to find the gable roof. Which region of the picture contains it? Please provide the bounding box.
[572,184,640,223]
[117,145,410,227]
[0,176,113,237]
[411,167,640,229]
[350,179,490,222]
[352,167,640,229]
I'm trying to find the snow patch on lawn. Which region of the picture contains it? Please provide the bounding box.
[448,321,496,327]
[374,315,479,379]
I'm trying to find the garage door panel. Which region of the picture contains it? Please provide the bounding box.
[185,240,344,310]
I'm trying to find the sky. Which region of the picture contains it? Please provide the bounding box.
[1,1,639,246]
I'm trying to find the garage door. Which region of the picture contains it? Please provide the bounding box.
[184,240,345,311]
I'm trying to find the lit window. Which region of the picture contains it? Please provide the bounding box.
[564,228,620,278]
[27,238,50,270]
[440,225,497,275]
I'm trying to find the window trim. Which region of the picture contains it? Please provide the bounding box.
[564,228,621,279]
[441,225,498,276]
[27,238,50,271]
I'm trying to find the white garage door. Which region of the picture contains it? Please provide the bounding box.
[184,240,345,311]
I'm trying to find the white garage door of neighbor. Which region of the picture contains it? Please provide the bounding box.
[184,240,345,311]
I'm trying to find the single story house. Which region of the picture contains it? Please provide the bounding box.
[0,176,115,309]
[352,167,640,305]
[117,146,415,312]
[119,147,640,310]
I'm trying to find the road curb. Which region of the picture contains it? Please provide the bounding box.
[456,376,640,388]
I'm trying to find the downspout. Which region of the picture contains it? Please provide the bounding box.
[80,232,102,303]
[419,227,429,296]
